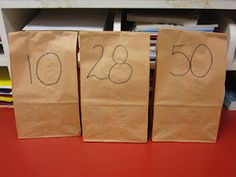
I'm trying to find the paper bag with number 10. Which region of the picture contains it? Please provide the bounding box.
[80,31,150,142]
[153,29,227,142]
[9,31,81,138]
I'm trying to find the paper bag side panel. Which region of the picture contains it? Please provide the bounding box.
[82,105,148,142]
[152,105,222,142]
[14,102,81,138]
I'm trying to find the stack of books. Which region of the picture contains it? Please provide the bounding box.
[0,67,13,106]
[126,11,218,60]
[149,33,157,61]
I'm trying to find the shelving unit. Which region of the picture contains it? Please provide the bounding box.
[1,0,236,72]
[1,0,236,9]
[0,8,39,71]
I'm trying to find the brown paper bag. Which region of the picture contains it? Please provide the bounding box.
[152,29,227,142]
[80,31,150,142]
[9,31,81,138]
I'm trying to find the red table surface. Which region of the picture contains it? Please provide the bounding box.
[0,108,236,177]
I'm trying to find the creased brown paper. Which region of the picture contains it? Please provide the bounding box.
[80,31,150,142]
[9,31,81,138]
[152,29,227,142]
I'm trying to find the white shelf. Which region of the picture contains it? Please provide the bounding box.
[0,53,7,66]
[1,0,236,9]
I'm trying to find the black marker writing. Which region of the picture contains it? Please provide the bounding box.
[27,55,32,84]
[87,44,133,84]
[36,52,62,86]
[26,52,62,86]
[87,45,108,80]
[170,44,213,78]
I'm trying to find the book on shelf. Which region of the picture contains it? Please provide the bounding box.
[150,51,156,61]
[150,46,156,51]
[0,67,12,89]
[127,12,199,26]
[135,24,218,32]
[0,101,13,106]
[0,95,13,103]
[23,9,108,31]
[0,67,12,104]
[0,91,12,95]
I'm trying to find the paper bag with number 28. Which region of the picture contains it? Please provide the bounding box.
[9,31,81,138]
[80,31,150,142]
[153,29,227,142]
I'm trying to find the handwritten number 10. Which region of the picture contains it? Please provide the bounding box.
[27,55,33,84]
[26,52,62,86]
[170,44,213,78]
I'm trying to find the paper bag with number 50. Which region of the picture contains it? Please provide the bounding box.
[152,29,227,142]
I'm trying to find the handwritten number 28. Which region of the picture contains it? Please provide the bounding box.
[87,44,133,84]
[170,44,213,78]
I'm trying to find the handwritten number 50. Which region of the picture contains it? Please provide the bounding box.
[170,44,213,78]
